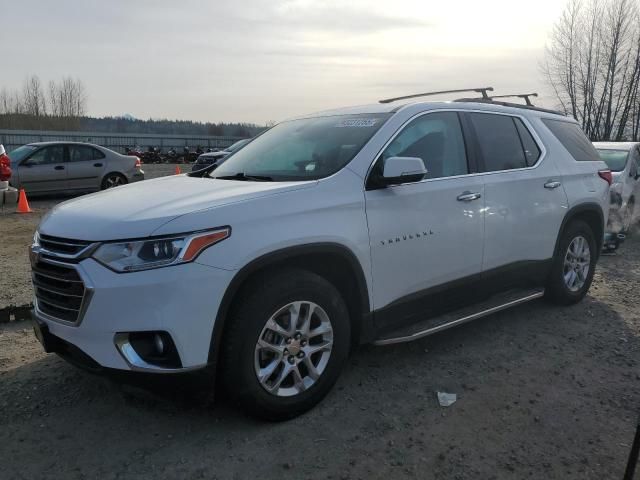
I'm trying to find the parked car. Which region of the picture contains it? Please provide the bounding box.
[8,142,144,194]
[0,144,11,182]
[191,138,251,172]
[593,142,640,249]
[31,88,611,421]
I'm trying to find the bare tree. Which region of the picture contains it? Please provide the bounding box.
[0,88,12,114]
[47,77,87,128]
[543,0,640,140]
[22,74,47,117]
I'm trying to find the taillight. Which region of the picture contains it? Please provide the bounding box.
[0,152,11,181]
[134,157,141,168]
[598,169,613,185]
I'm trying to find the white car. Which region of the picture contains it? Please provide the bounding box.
[31,88,611,420]
[593,142,640,239]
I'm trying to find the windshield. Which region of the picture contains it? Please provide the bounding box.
[211,113,390,181]
[227,139,250,152]
[597,149,629,172]
[9,145,38,163]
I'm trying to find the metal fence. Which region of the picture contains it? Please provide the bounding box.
[0,129,241,153]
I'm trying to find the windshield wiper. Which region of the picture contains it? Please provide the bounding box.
[214,172,274,182]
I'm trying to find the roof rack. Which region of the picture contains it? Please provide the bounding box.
[453,97,564,116]
[489,93,538,106]
[379,87,494,104]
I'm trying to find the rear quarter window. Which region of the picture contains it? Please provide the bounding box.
[542,119,600,162]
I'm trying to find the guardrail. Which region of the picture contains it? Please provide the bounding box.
[0,129,242,154]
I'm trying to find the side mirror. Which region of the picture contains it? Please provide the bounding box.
[382,156,427,185]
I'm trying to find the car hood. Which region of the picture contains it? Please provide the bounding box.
[39,175,316,240]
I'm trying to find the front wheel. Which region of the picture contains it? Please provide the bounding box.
[221,268,350,421]
[546,220,597,305]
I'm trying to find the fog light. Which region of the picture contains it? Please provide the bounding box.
[116,331,182,369]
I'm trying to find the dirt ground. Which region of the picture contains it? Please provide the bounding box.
[1,180,639,479]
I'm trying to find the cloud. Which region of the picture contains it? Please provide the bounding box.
[0,0,563,123]
[265,2,432,34]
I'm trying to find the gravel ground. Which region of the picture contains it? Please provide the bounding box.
[0,178,639,479]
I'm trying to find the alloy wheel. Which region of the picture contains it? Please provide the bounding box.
[105,175,124,188]
[254,301,333,397]
[563,235,591,292]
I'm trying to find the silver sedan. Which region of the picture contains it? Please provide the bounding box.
[8,141,144,194]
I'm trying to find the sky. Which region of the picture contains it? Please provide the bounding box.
[0,0,569,124]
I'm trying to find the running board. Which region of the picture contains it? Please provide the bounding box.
[373,288,545,346]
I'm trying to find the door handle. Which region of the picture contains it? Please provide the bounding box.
[54,165,65,170]
[544,180,562,189]
[93,163,103,167]
[457,191,482,202]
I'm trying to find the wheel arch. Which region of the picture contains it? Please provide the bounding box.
[207,243,372,366]
[554,203,605,257]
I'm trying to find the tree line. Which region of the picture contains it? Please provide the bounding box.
[1,75,87,130]
[544,0,640,141]
[0,75,264,137]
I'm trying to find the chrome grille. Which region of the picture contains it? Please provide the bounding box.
[39,234,92,256]
[32,259,87,324]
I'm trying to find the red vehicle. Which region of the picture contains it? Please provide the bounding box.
[0,144,11,182]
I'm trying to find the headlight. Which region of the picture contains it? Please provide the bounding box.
[91,227,230,272]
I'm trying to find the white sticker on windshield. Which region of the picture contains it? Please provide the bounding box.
[334,118,379,128]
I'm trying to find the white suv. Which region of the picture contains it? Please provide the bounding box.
[31,88,611,420]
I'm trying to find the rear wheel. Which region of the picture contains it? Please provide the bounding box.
[101,173,127,190]
[221,268,350,421]
[546,220,597,305]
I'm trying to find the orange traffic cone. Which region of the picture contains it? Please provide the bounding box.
[16,188,32,213]
[175,165,182,175]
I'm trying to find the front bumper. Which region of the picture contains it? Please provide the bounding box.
[33,257,234,372]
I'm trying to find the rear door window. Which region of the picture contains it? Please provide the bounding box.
[469,113,527,172]
[69,145,101,162]
[542,119,600,161]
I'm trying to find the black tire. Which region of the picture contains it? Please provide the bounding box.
[546,220,597,305]
[101,172,127,190]
[221,268,350,421]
